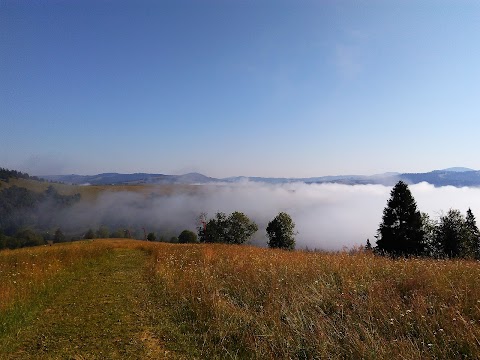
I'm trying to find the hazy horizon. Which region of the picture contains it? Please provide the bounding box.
[15,166,479,179]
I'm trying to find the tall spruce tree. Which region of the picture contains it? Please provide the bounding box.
[376,181,424,256]
[464,208,480,258]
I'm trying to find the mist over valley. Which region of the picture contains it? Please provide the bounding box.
[4,167,480,250]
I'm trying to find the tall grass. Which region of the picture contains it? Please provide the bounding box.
[2,240,480,358]
[0,241,111,311]
[151,244,480,359]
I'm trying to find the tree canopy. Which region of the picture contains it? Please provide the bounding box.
[198,211,258,244]
[266,212,296,250]
[178,230,198,243]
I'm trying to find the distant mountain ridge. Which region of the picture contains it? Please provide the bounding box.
[440,167,475,172]
[41,172,218,185]
[40,167,480,187]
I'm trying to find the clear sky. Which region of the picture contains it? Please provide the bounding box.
[1,0,479,178]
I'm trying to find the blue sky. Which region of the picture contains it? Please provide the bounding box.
[1,0,479,177]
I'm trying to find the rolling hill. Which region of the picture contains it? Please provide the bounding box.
[39,167,480,187]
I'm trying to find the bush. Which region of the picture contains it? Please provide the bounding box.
[178,230,198,244]
[15,229,45,248]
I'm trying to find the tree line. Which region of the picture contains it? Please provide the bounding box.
[195,211,296,249]
[0,185,80,229]
[0,185,82,249]
[0,167,43,182]
[373,181,480,258]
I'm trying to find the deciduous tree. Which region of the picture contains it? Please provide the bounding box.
[266,212,296,250]
[198,212,258,244]
[178,230,198,243]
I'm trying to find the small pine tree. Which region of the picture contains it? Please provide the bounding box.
[147,232,156,241]
[365,239,372,251]
[85,229,95,239]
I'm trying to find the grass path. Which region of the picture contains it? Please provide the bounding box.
[1,248,179,359]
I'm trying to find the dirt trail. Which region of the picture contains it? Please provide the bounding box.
[3,249,176,359]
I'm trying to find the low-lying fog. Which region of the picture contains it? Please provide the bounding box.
[57,182,480,250]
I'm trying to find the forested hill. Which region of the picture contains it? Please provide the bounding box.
[0,168,82,249]
[399,170,480,187]
[0,167,42,182]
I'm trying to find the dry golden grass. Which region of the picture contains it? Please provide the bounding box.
[2,240,480,358]
[151,244,480,359]
[0,241,110,311]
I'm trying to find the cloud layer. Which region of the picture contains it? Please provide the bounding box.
[50,182,480,250]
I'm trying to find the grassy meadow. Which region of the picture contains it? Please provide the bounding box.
[1,240,480,359]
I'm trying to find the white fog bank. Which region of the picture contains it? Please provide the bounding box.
[58,182,480,250]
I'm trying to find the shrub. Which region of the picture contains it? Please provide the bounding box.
[178,230,198,244]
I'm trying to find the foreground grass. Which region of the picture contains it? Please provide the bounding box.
[0,241,120,312]
[1,240,480,359]
[152,244,480,359]
[0,240,176,359]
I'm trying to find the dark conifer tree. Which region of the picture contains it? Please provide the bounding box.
[376,181,425,256]
[436,209,465,258]
[464,208,480,258]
